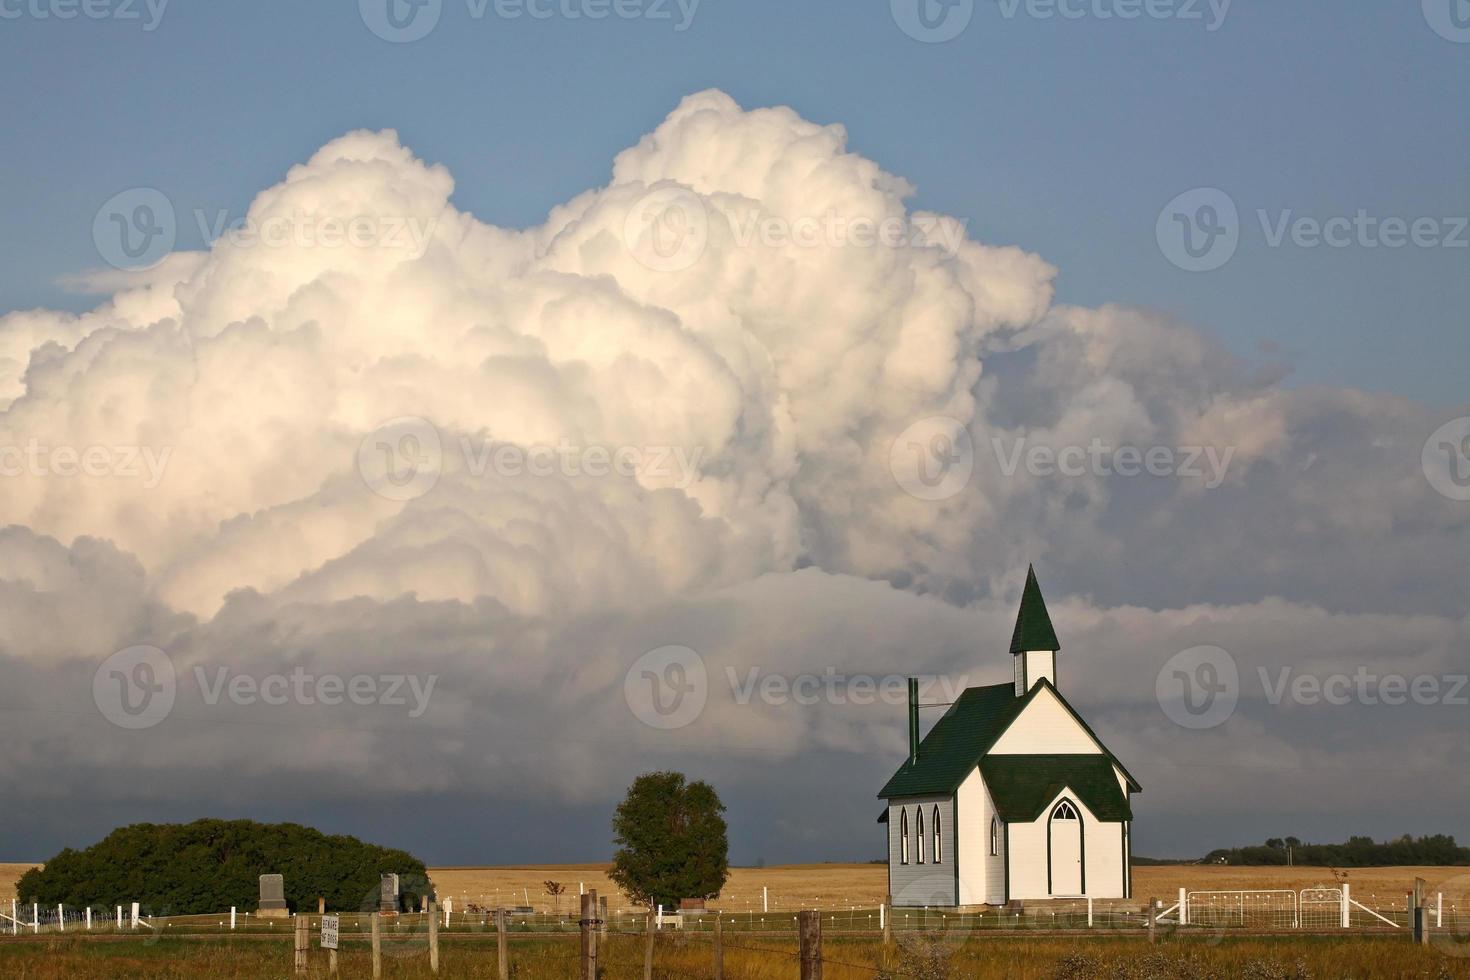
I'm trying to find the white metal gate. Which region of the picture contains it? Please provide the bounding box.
[1299,887,1343,929]
[1185,890,1299,929]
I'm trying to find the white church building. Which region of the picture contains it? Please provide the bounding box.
[879,566,1140,907]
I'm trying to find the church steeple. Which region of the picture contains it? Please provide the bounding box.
[1010,565,1060,695]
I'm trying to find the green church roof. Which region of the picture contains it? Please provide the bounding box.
[1009,564,1060,655]
[877,676,1142,802]
[876,682,1033,798]
[980,754,1133,822]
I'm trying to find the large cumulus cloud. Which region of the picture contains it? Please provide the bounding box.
[1,90,1466,862]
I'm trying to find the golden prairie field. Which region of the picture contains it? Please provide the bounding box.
[8,860,1469,912]
[424,863,1470,913]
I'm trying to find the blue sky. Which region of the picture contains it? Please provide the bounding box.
[3,0,1467,403]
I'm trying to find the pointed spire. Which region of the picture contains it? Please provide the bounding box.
[1009,564,1060,655]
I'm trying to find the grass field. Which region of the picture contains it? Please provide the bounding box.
[1,933,1467,979]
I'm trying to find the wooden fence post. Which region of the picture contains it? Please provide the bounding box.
[644,911,655,980]
[371,912,382,980]
[294,914,309,975]
[429,899,441,972]
[713,913,724,980]
[1147,898,1157,945]
[580,892,599,980]
[882,896,892,945]
[799,910,822,980]
[496,908,509,980]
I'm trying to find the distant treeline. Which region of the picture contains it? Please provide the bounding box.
[1200,835,1470,867]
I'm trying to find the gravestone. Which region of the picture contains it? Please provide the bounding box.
[258,874,289,919]
[379,873,400,914]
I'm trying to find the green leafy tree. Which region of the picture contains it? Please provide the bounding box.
[15,819,427,914]
[608,772,729,909]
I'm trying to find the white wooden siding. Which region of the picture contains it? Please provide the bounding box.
[887,797,957,907]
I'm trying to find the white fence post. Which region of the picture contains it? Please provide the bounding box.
[1341,884,1351,928]
[230,906,237,930]
[444,900,451,928]
[1438,893,1443,929]
[117,905,122,930]
[879,903,885,931]
[656,904,663,929]
[86,907,92,930]
[131,902,140,930]
[58,904,64,932]
[1087,897,1094,928]
[10,899,16,935]
[762,887,768,913]
[1179,887,1188,926]
[33,903,39,934]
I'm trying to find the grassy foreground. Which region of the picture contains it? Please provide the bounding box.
[3,934,1469,979]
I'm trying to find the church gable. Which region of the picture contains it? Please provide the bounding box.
[989,683,1100,755]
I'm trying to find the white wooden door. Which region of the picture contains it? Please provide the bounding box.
[1049,800,1083,895]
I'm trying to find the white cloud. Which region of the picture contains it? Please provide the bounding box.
[0,91,1466,856]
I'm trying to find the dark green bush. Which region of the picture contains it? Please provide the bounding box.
[15,818,426,914]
